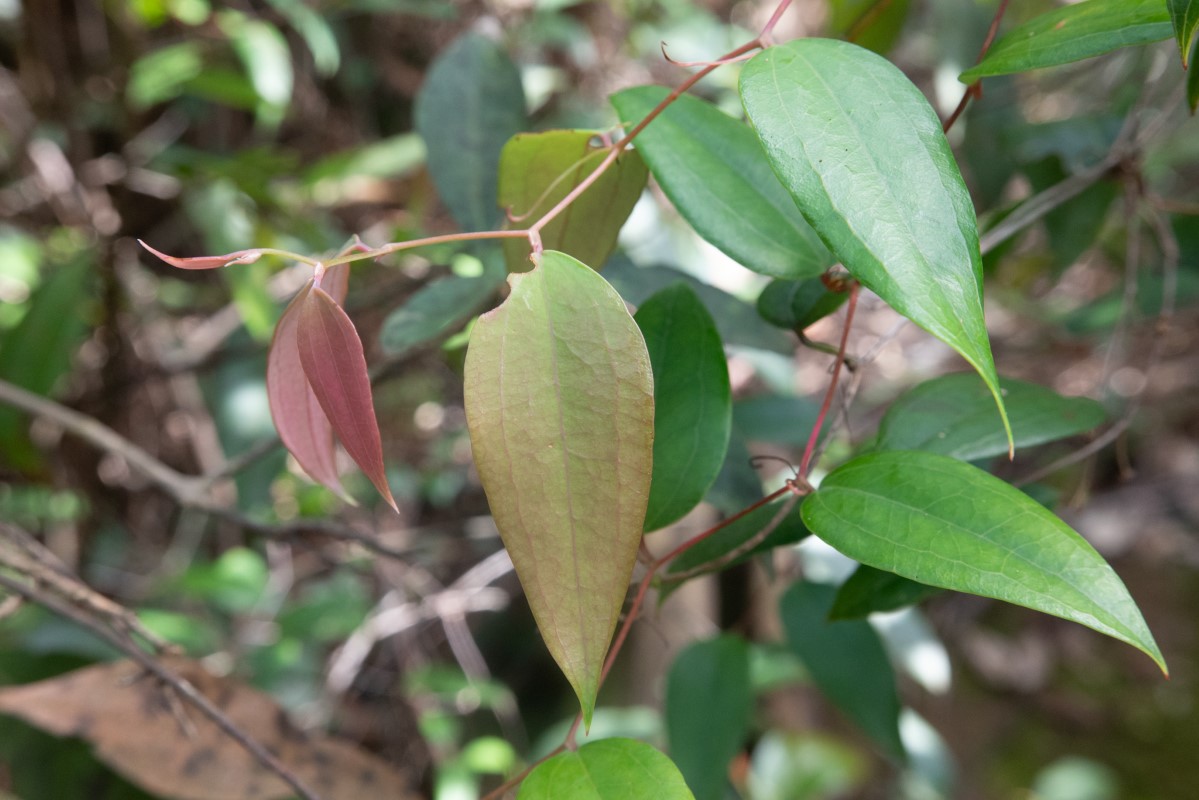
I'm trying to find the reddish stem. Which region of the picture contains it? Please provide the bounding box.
[942,0,1011,134]
[798,283,860,477]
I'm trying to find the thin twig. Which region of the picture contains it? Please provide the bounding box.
[942,0,1011,133]
[0,570,323,800]
[799,284,860,476]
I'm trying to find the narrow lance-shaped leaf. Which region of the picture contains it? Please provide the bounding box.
[740,39,1012,448]
[610,87,832,280]
[296,280,397,511]
[464,250,654,725]
[1171,0,1199,66]
[801,451,1167,673]
[267,263,351,499]
[139,240,263,270]
[498,129,647,272]
[519,738,694,800]
[635,283,731,532]
[959,0,1172,82]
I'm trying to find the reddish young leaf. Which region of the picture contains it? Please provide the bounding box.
[267,281,347,499]
[138,240,263,270]
[296,283,397,511]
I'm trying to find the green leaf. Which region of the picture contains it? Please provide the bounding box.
[1189,40,1199,113]
[610,86,832,280]
[665,637,751,800]
[378,255,506,357]
[756,278,847,331]
[519,738,694,800]
[959,0,1172,82]
[875,374,1106,462]
[635,284,731,531]
[780,582,905,760]
[415,32,527,232]
[829,566,943,620]
[732,394,820,447]
[498,130,647,272]
[0,253,95,471]
[464,250,654,724]
[801,451,1167,673]
[604,258,792,353]
[1024,156,1118,272]
[829,0,912,55]
[740,40,1011,449]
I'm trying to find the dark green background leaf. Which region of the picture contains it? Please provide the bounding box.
[802,451,1167,673]
[829,566,943,620]
[756,278,848,331]
[780,581,904,759]
[666,637,751,800]
[415,33,527,231]
[636,284,731,531]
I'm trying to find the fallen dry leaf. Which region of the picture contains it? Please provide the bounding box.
[0,658,423,800]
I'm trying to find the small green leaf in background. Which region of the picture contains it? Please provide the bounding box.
[604,258,792,354]
[665,636,750,800]
[748,731,867,800]
[829,566,943,621]
[756,278,848,331]
[780,581,905,760]
[497,130,647,272]
[379,249,506,357]
[265,0,340,76]
[801,451,1167,673]
[0,253,95,472]
[741,39,1011,449]
[464,251,654,725]
[519,738,694,800]
[959,0,1172,82]
[415,32,527,232]
[1170,0,1199,66]
[828,0,912,55]
[610,87,832,280]
[217,10,295,126]
[875,373,1106,462]
[732,394,820,447]
[1023,156,1118,273]
[635,284,731,532]
[127,42,205,108]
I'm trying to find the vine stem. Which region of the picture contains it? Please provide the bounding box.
[942,0,1011,134]
[798,283,860,477]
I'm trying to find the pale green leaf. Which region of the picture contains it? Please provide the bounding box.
[464,251,654,724]
[740,39,1011,447]
[519,738,694,800]
[610,87,832,280]
[415,33,527,232]
[498,130,647,272]
[635,284,731,531]
[801,451,1167,673]
[960,0,1172,82]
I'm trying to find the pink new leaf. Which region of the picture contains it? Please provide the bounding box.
[296,285,398,511]
[138,239,263,270]
[267,281,348,499]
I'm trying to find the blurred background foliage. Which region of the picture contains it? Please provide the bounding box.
[0,0,1197,798]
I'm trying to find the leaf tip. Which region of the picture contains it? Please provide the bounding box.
[138,239,262,270]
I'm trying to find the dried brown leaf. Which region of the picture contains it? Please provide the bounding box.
[0,658,422,800]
